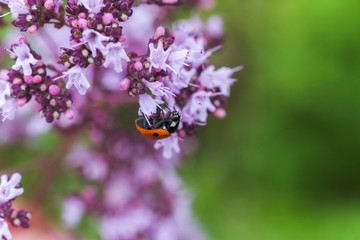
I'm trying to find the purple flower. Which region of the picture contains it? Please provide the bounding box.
[0,173,24,204]
[0,80,11,108]
[0,0,28,18]
[62,65,90,95]
[182,91,216,123]
[103,42,130,73]
[148,40,172,71]
[138,93,163,116]
[154,134,180,159]
[143,80,175,99]
[61,196,85,229]
[82,29,110,57]
[167,49,189,75]
[199,65,240,96]
[0,98,17,122]
[0,218,12,240]
[11,43,37,76]
[79,0,104,14]
[171,68,196,91]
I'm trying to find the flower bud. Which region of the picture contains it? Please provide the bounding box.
[154,26,165,39]
[120,78,130,90]
[27,25,38,34]
[65,108,75,120]
[17,97,27,107]
[102,13,114,25]
[213,108,226,119]
[49,84,60,95]
[44,0,54,10]
[24,75,33,84]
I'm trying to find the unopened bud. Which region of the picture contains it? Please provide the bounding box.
[120,78,131,90]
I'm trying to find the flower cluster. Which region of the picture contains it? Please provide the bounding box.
[0,0,242,239]
[0,35,74,123]
[0,173,31,240]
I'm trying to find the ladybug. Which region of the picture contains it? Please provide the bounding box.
[135,108,181,140]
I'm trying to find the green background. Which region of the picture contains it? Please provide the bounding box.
[181,0,360,239]
[1,0,360,239]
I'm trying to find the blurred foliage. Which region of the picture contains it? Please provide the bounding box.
[180,0,360,239]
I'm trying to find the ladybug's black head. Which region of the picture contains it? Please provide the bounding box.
[167,111,181,133]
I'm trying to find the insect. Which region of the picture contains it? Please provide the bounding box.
[135,107,181,140]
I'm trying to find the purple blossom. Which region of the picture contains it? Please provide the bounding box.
[167,48,189,74]
[199,65,240,96]
[0,79,11,107]
[79,0,104,14]
[0,173,24,204]
[0,0,28,18]
[154,134,181,159]
[81,29,110,58]
[0,218,12,240]
[148,40,172,71]
[143,80,175,99]
[62,65,90,95]
[103,42,130,73]
[182,91,216,123]
[138,93,163,116]
[0,98,17,122]
[11,42,37,76]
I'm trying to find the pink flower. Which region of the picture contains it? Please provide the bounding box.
[143,80,175,100]
[199,65,240,96]
[171,68,196,91]
[0,173,24,204]
[0,0,28,18]
[62,65,90,95]
[182,91,216,123]
[82,29,109,57]
[79,0,104,14]
[0,98,17,122]
[154,134,181,159]
[138,93,163,116]
[103,42,130,73]
[0,79,11,108]
[0,218,12,240]
[11,43,37,76]
[148,40,172,71]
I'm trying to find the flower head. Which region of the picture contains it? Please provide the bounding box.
[62,65,90,95]
[182,91,216,123]
[138,93,163,116]
[199,65,240,96]
[0,173,24,204]
[143,80,175,100]
[11,43,37,76]
[103,42,130,73]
